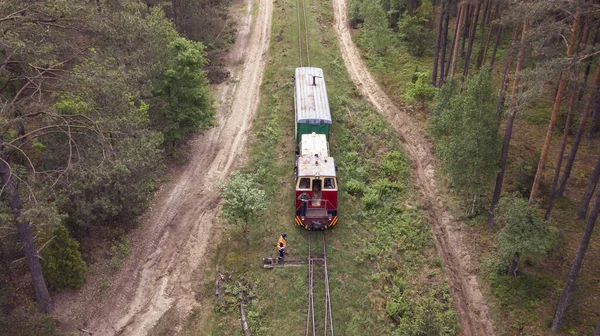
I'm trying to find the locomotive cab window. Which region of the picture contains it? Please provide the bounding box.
[324,178,336,189]
[298,177,310,189]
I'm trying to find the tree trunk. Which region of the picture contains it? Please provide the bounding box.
[529,7,582,206]
[578,155,600,219]
[432,0,446,86]
[439,10,450,86]
[463,0,482,78]
[238,283,252,336]
[546,19,590,216]
[545,103,573,220]
[557,56,600,197]
[496,57,512,117]
[481,0,491,31]
[594,321,600,336]
[579,21,600,101]
[0,146,53,313]
[461,3,471,58]
[450,4,466,78]
[488,23,527,227]
[488,24,504,72]
[551,179,600,331]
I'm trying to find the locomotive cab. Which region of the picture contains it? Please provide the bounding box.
[295,133,338,230]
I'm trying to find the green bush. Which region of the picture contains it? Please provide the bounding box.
[403,71,437,104]
[41,225,87,290]
[346,179,366,196]
[381,150,409,180]
[397,3,435,57]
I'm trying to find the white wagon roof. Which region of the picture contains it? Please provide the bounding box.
[298,133,336,177]
[295,67,332,125]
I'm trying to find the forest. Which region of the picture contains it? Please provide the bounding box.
[349,0,600,334]
[0,0,231,334]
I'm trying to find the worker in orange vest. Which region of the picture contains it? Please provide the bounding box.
[277,233,287,260]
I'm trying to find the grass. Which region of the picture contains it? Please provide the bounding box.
[182,0,458,334]
[348,6,600,336]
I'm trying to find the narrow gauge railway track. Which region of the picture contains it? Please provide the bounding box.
[306,231,334,336]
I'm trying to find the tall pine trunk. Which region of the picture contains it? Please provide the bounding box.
[488,24,504,71]
[557,53,600,197]
[545,100,573,220]
[578,155,600,219]
[0,144,53,313]
[432,0,446,86]
[439,10,450,86]
[450,3,466,77]
[595,321,600,336]
[578,19,599,101]
[551,178,600,331]
[529,7,582,205]
[546,15,590,217]
[460,3,471,58]
[488,23,527,227]
[463,0,482,78]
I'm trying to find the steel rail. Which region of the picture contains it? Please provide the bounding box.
[323,231,334,336]
[301,0,311,67]
[296,0,303,66]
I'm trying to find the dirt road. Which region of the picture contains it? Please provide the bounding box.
[52,0,273,334]
[332,0,496,335]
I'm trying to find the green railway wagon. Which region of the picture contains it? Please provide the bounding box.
[294,67,332,144]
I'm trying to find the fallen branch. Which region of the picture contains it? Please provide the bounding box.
[238,283,251,336]
[215,265,224,304]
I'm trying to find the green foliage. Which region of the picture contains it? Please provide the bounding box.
[381,150,409,180]
[387,285,458,336]
[219,172,268,239]
[512,152,540,198]
[492,194,557,273]
[154,37,216,147]
[110,235,132,270]
[346,179,366,196]
[403,71,437,104]
[358,2,393,56]
[429,72,500,213]
[41,225,88,290]
[397,6,434,57]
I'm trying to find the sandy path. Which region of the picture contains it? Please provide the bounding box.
[52,0,273,334]
[332,0,495,335]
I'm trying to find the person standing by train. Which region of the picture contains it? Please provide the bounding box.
[277,233,287,260]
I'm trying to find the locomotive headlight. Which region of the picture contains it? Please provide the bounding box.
[328,214,332,221]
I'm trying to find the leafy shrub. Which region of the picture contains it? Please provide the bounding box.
[397,4,435,57]
[373,178,404,197]
[403,71,436,104]
[358,1,393,56]
[387,286,458,336]
[41,225,87,290]
[346,179,366,196]
[381,150,408,180]
[362,189,380,210]
[220,172,267,240]
[512,152,540,198]
[110,235,132,270]
[492,194,557,275]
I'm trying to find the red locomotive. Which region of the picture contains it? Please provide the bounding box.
[293,67,338,230]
